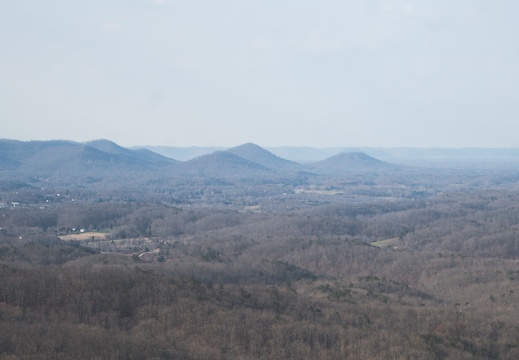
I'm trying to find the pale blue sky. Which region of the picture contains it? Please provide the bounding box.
[2,0,519,147]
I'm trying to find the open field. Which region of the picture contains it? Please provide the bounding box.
[295,188,344,195]
[59,232,107,241]
[371,237,400,248]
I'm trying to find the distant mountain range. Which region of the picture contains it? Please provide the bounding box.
[136,145,519,166]
[3,139,519,192]
[0,139,405,189]
[0,139,173,171]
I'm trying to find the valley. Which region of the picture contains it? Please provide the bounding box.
[1,139,519,359]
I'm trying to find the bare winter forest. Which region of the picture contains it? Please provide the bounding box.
[2,140,519,359]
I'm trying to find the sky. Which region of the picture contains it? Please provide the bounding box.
[1,0,519,148]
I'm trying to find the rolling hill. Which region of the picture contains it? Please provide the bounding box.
[304,151,400,175]
[226,143,300,170]
[0,139,178,187]
[177,151,272,179]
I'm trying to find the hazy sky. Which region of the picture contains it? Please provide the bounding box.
[2,1,519,147]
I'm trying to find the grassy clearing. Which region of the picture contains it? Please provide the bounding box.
[243,205,262,212]
[59,232,108,241]
[371,237,399,248]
